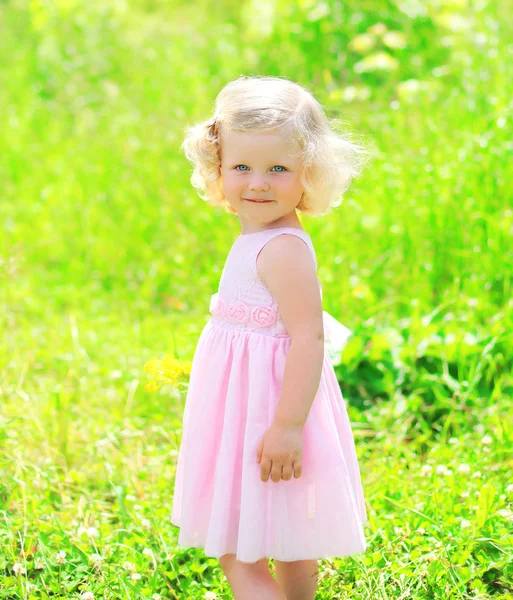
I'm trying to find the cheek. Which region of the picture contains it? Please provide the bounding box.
[275,175,303,195]
[222,173,244,195]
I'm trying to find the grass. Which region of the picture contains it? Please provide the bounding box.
[1,0,512,598]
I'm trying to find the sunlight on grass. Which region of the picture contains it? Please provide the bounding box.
[1,0,512,597]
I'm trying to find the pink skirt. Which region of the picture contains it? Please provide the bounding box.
[170,320,368,564]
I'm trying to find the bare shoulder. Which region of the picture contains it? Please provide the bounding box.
[256,234,315,281]
[256,234,323,339]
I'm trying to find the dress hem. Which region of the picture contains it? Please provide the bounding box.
[170,518,369,564]
[173,540,368,564]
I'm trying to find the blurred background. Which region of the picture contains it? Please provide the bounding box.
[1,0,512,598]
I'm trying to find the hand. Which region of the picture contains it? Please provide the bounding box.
[256,421,303,482]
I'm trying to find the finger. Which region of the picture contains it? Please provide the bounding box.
[293,462,302,479]
[270,462,282,483]
[256,441,262,463]
[260,458,272,482]
[281,465,293,481]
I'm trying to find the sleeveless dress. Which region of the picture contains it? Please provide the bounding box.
[170,227,368,564]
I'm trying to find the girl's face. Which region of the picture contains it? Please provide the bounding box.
[220,128,305,232]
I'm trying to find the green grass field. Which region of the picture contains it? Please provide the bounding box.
[1,0,512,598]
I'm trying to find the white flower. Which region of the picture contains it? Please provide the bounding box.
[461,519,472,528]
[505,483,513,495]
[89,553,104,569]
[123,561,135,571]
[125,494,136,501]
[481,434,492,445]
[78,526,99,538]
[457,463,471,474]
[90,553,104,562]
[472,471,482,479]
[204,592,217,600]
[34,559,44,570]
[497,508,513,521]
[142,548,153,557]
[13,562,26,576]
[436,464,450,476]
[420,464,432,476]
[317,567,337,581]
[131,572,142,581]
[81,593,95,600]
[141,518,151,530]
[152,595,162,600]
[55,550,67,565]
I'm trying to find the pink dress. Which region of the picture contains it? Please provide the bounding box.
[171,227,368,564]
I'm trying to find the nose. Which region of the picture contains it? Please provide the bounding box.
[248,174,270,191]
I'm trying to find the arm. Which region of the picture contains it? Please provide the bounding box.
[257,234,325,429]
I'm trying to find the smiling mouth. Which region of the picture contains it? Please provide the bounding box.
[244,198,273,203]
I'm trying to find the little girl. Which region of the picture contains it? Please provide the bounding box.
[171,75,370,600]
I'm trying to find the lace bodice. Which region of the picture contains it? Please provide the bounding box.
[209,227,320,337]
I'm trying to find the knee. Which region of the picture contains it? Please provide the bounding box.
[275,558,318,572]
[274,558,320,586]
[219,553,269,575]
[219,553,235,571]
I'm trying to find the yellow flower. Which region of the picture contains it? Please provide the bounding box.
[143,358,161,375]
[144,381,161,392]
[144,354,192,392]
[162,354,186,377]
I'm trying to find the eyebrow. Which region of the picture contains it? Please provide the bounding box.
[226,159,294,167]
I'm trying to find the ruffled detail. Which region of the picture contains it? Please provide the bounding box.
[210,293,277,328]
[209,293,352,362]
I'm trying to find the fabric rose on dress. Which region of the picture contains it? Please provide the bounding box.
[250,306,277,327]
[212,297,228,319]
[227,302,251,323]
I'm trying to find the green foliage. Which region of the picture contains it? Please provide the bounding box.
[1,0,512,597]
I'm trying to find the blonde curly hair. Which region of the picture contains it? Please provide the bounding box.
[180,75,373,216]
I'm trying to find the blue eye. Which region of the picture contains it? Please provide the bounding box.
[234,165,287,172]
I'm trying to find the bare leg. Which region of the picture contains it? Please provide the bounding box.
[219,553,287,600]
[274,559,319,600]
